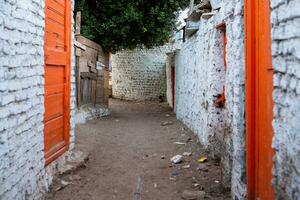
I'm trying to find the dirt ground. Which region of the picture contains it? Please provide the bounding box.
[46,99,230,200]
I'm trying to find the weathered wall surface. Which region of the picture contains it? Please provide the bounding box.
[69,0,76,151]
[174,1,246,199]
[0,1,47,199]
[0,0,76,199]
[165,53,175,108]
[271,0,300,199]
[112,47,168,101]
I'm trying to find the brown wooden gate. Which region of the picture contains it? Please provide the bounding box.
[44,0,71,165]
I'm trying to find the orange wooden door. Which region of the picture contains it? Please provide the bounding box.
[44,0,71,165]
[245,0,274,199]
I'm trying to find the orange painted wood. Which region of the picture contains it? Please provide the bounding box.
[245,0,274,199]
[44,0,71,165]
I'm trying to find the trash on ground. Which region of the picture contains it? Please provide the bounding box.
[183,152,192,156]
[161,121,173,126]
[182,165,191,169]
[174,142,186,145]
[161,155,166,159]
[181,190,206,200]
[170,155,184,164]
[55,180,71,192]
[197,156,208,163]
[170,171,179,177]
[169,177,176,181]
[61,180,70,186]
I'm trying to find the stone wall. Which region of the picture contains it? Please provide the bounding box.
[173,0,246,199]
[0,0,76,199]
[112,47,169,101]
[271,0,300,199]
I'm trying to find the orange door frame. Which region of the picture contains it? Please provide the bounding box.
[44,0,71,165]
[245,0,274,199]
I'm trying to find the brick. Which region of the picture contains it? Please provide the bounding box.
[0,0,76,199]
[169,1,246,197]
[112,46,169,101]
[271,0,300,198]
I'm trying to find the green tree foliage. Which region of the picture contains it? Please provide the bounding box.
[75,0,188,52]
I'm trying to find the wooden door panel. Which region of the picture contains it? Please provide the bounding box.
[46,11,65,27]
[44,66,64,95]
[44,117,64,150]
[44,94,64,121]
[46,0,65,16]
[44,65,64,84]
[45,22,64,40]
[44,0,71,165]
[45,52,67,66]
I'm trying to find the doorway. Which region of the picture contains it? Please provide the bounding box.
[44,0,72,165]
[171,64,175,110]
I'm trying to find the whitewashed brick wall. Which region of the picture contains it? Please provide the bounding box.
[0,0,46,199]
[0,0,76,199]
[69,0,76,150]
[271,0,300,199]
[112,47,170,101]
[174,0,246,199]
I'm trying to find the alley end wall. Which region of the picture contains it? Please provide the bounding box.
[112,47,169,101]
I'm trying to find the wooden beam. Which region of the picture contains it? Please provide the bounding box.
[75,11,81,35]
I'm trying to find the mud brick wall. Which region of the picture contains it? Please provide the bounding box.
[0,0,76,199]
[271,0,300,199]
[174,0,246,199]
[112,47,169,101]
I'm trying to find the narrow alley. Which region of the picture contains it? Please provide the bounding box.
[46,99,230,200]
[1,0,300,199]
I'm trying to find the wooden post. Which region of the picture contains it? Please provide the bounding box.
[75,11,81,35]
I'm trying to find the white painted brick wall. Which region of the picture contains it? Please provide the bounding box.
[112,47,171,101]
[0,0,76,199]
[271,0,300,199]
[0,0,46,199]
[174,1,246,199]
